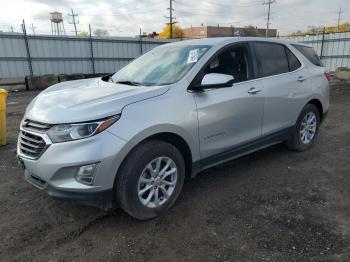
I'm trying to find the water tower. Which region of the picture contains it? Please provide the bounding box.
[50,11,65,35]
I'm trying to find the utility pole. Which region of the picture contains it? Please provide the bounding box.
[21,19,33,76]
[68,8,79,36]
[30,23,36,35]
[337,8,342,29]
[263,0,276,37]
[89,24,95,74]
[169,0,173,39]
[165,0,176,39]
[139,27,143,55]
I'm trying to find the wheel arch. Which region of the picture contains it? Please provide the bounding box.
[114,128,198,186]
[307,98,324,121]
[146,132,194,180]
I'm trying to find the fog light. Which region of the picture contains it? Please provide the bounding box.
[76,164,98,185]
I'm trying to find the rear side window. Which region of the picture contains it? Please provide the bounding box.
[291,45,322,66]
[286,48,302,71]
[253,42,289,77]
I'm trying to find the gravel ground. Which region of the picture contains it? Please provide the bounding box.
[0,83,349,262]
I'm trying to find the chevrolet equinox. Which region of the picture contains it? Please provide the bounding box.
[17,38,330,220]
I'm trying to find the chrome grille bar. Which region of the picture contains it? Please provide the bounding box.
[19,139,45,149]
[19,133,44,144]
[22,119,52,133]
[18,119,52,159]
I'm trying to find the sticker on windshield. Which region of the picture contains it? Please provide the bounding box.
[187,49,199,63]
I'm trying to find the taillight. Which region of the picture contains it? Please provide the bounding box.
[324,71,332,81]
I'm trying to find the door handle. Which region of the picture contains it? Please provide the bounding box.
[297,76,307,82]
[247,87,262,94]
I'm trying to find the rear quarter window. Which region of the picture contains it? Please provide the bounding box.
[291,44,322,66]
[286,47,302,71]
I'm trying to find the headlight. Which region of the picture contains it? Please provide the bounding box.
[47,115,120,143]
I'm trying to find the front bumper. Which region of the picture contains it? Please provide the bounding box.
[17,130,126,210]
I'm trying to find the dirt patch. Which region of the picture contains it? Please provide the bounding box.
[0,85,349,261]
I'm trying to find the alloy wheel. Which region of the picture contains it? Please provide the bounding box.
[300,112,317,144]
[137,157,178,208]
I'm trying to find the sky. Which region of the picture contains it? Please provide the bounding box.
[0,0,349,36]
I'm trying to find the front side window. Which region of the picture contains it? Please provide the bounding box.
[111,45,211,86]
[202,44,252,83]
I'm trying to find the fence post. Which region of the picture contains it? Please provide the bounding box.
[139,27,143,55]
[22,20,33,77]
[89,24,96,74]
[320,27,326,60]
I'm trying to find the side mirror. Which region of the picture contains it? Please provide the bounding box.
[200,73,234,89]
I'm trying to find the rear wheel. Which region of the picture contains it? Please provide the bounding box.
[115,140,185,220]
[286,104,321,151]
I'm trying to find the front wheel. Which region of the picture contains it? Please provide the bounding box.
[286,103,321,151]
[115,140,185,220]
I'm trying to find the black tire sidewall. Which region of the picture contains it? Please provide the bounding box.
[291,104,321,151]
[115,140,185,220]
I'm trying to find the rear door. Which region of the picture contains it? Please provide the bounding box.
[252,42,312,136]
[292,44,329,110]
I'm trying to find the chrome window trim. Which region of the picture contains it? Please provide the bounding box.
[187,40,308,93]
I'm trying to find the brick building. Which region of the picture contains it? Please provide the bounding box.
[182,25,277,39]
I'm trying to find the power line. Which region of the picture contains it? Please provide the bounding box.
[263,0,276,37]
[68,8,79,36]
[87,0,164,15]
[88,8,164,17]
[177,9,258,17]
[195,0,262,8]
[176,6,257,16]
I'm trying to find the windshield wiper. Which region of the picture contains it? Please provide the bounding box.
[115,80,142,86]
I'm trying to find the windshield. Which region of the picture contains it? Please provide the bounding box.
[111,45,211,86]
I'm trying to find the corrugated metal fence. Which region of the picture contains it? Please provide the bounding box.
[0,32,172,78]
[282,31,350,72]
[2,31,349,77]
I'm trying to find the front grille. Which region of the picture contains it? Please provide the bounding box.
[22,119,51,133]
[19,119,51,159]
[18,130,47,159]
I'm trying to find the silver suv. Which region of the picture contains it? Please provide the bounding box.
[17,38,330,220]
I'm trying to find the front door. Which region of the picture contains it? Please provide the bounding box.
[192,43,264,164]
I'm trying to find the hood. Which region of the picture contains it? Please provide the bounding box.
[25,78,169,124]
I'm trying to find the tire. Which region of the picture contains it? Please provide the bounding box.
[115,139,185,220]
[286,103,321,151]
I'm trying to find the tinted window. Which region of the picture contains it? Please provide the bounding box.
[253,43,289,77]
[203,45,251,83]
[291,44,322,66]
[286,48,301,71]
